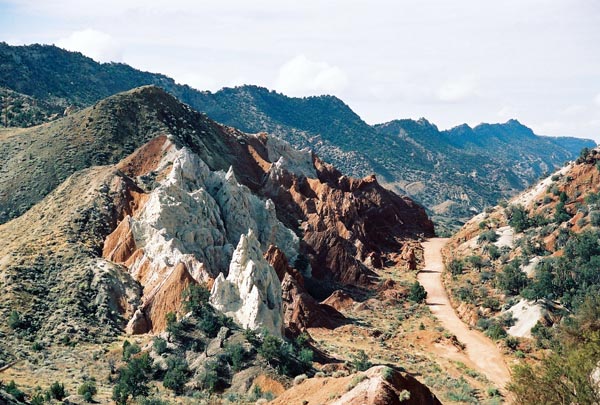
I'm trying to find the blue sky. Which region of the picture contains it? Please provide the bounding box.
[1,0,600,141]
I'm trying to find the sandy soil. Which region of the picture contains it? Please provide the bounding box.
[418,238,512,392]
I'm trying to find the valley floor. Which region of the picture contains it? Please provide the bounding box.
[418,239,511,394]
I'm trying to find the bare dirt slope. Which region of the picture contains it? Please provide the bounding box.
[418,238,511,391]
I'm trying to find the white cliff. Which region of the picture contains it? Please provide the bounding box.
[209,230,284,337]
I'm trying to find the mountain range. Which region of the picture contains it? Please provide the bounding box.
[1,42,594,233]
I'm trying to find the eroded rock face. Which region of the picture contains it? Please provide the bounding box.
[263,157,434,286]
[263,245,346,335]
[103,138,298,333]
[210,230,284,337]
[332,366,442,405]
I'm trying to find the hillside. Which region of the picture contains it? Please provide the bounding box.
[443,147,600,403]
[0,42,595,233]
[1,86,478,404]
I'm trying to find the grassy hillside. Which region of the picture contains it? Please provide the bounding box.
[444,148,600,403]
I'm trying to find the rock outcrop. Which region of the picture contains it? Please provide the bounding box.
[210,230,284,337]
[271,366,441,405]
[0,86,434,342]
[333,366,442,405]
[102,137,298,333]
[263,245,346,335]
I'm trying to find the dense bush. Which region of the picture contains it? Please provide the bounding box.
[506,204,532,232]
[153,337,168,355]
[478,229,499,244]
[163,357,190,394]
[224,342,246,372]
[112,353,153,404]
[509,295,600,404]
[408,281,427,303]
[350,349,372,372]
[257,334,314,376]
[5,381,25,402]
[447,259,464,276]
[48,381,67,400]
[496,261,529,295]
[122,340,141,361]
[78,380,97,402]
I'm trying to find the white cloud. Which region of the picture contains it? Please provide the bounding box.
[561,104,586,116]
[437,79,476,102]
[497,105,516,119]
[594,93,600,107]
[172,72,219,92]
[56,29,122,63]
[274,55,348,97]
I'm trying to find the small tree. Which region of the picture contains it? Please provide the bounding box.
[112,353,153,404]
[350,349,372,371]
[447,259,464,276]
[468,255,484,272]
[48,381,67,401]
[182,283,211,316]
[408,281,427,303]
[163,357,190,395]
[122,340,141,361]
[224,342,246,372]
[153,337,168,355]
[78,380,97,402]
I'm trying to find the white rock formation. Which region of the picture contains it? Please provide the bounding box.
[256,134,316,179]
[505,299,544,338]
[127,145,298,287]
[209,230,284,337]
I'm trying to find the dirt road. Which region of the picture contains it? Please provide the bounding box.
[418,238,511,391]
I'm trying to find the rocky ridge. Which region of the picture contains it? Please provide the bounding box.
[0,86,433,354]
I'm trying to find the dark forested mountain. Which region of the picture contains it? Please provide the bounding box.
[0,42,595,232]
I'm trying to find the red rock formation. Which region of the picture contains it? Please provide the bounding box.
[281,273,346,336]
[264,245,346,335]
[127,262,195,333]
[322,290,355,311]
[264,245,304,286]
[103,216,136,264]
[261,156,434,287]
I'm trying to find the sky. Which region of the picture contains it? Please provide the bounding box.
[1,0,600,141]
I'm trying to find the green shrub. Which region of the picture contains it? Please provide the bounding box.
[48,381,67,400]
[590,210,600,226]
[507,204,532,232]
[122,340,141,361]
[347,374,368,391]
[350,350,372,372]
[224,342,246,372]
[163,356,190,394]
[182,283,211,316]
[554,201,571,223]
[153,337,168,355]
[497,261,529,295]
[78,380,97,402]
[7,310,28,330]
[165,312,183,341]
[478,229,499,243]
[447,259,464,276]
[408,281,427,303]
[138,398,169,405]
[485,323,507,340]
[505,336,520,350]
[112,353,153,404]
[5,381,25,402]
[30,391,45,405]
[198,359,220,392]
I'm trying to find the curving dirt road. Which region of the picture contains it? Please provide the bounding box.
[418,238,511,391]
